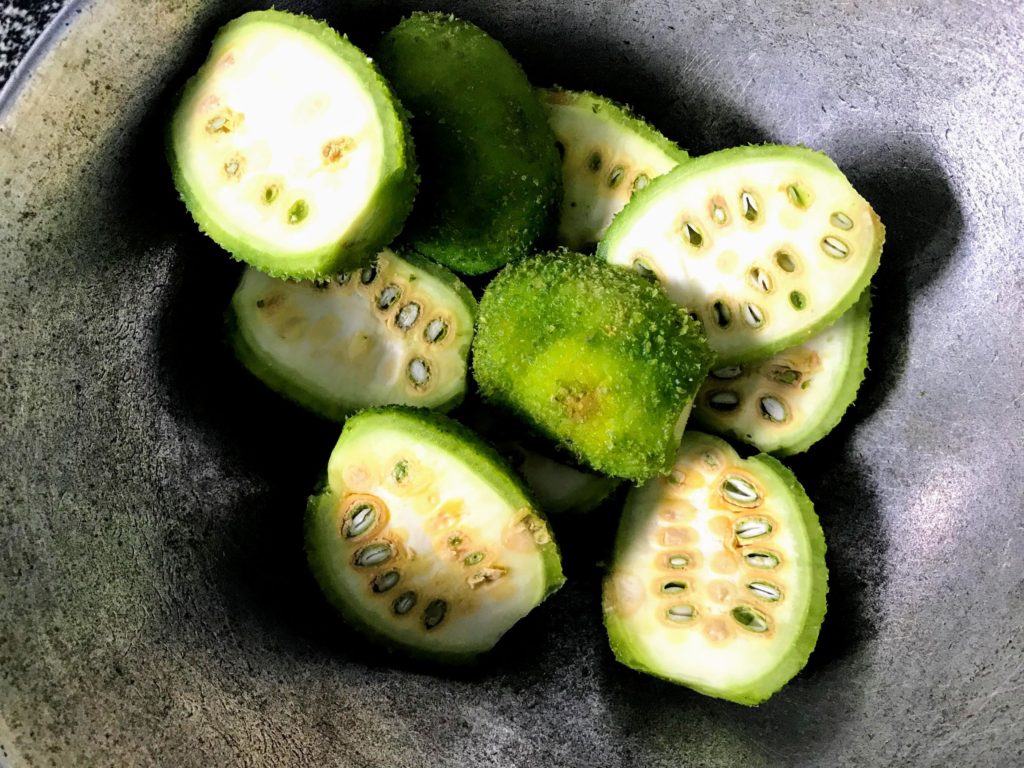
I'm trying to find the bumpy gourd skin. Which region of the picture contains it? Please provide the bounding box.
[378,13,560,275]
[305,407,565,663]
[167,10,417,279]
[473,251,713,482]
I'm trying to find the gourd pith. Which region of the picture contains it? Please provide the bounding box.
[603,432,827,705]
[230,248,474,421]
[306,408,565,661]
[693,290,871,455]
[599,144,884,365]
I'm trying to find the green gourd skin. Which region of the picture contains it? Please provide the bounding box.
[378,13,561,275]
[472,251,713,483]
[306,407,565,664]
[168,10,417,279]
[229,248,476,421]
[603,432,828,705]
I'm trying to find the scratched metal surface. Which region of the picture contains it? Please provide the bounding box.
[1,0,1023,766]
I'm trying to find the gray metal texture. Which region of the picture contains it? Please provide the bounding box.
[1,0,1022,766]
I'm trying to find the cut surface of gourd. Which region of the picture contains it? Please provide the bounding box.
[378,13,560,275]
[306,408,565,661]
[514,447,622,516]
[540,88,688,251]
[694,290,871,455]
[473,251,712,482]
[599,144,884,365]
[603,432,828,705]
[168,10,416,278]
[229,248,475,420]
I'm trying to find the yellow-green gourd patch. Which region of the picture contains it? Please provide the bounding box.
[168,10,417,278]
[603,432,828,704]
[472,251,713,482]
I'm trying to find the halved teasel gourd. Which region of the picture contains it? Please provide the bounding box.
[306,408,565,662]
[472,251,713,482]
[168,10,417,278]
[694,290,871,456]
[598,144,884,365]
[603,432,827,705]
[229,248,475,421]
[539,88,688,251]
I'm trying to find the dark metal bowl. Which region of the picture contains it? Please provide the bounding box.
[1,1,1022,765]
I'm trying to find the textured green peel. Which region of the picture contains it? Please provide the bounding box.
[599,144,884,365]
[306,407,565,663]
[472,251,713,482]
[168,9,417,279]
[540,88,688,250]
[378,13,560,275]
[694,290,872,455]
[603,432,828,704]
[229,248,475,420]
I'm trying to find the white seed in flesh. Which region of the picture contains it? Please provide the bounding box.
[666,554,690,569]
[720,476,761,507]
[376,284,401,311]
[353,541,395,567]
[822,235,849,258]
[424,318,448,343]
[708,390,740,411]
[666,604,697,623]
[759,395,788,423]
[395,302,421,330]
[744,551,780,569]
[747,581,782,602]
[408,358,431,388]
[735,518,773,540]
[742,303,765,328]
[830,211,854,230]
[711,366,743,380]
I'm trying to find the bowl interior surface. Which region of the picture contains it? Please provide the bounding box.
[1,1,1022,766]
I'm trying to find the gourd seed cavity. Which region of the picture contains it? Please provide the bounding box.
[396,303,421,330]
[335,272,351,286]
[775,251,798,272]
[608,166,625,189]
[683,222,704,247]
[392,460,409,484]
[711,366,743,380]
[372,570,401,594]
[408,358,431,388]
[632,173,650,191]
[423,599,448,629]
[360,263,378,284]
[322,136,355,164]
[424,318,448,343]
[742,303,765,328]
[721,476,761,507]
[747,581,782,602]
[750,267,773,293]
[710,196,729,225]
[262,184,280,204]
[376,284,401,311]
[343,502,378,539]
[741,191,760,221]
[632,259,658,282]
[708,390,740,412]
[731,605,770,633]
[831,211,854,230]
[790,291,807,310]
[463,551,485,566]
[735,517,773,540]
[287,199,309,225]
[392,591,417,615]
[662,581,687,594]
[206,108,240,134]
[759,395,788,423]
[712,300,732,328]
[786,183,811,208]
[744,551,780,569]
[822,235,850,258]
[587,151,603,172]
[223,155,245,180]
[666,604,697,623]
[666,554,690,569]
[353,541,395,567]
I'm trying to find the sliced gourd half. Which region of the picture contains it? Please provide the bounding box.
[599,145,884,365]
[168,10,417,278]
[694,290,871,455]
[540,88,688,251]
[378,13,560,275]
[603,432,827,705]
[229,248,475,421]
[473,251,712,482]
[306,408,565,662]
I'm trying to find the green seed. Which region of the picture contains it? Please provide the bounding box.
[741,191,759,221]
[731,605,770,632]
[392,460,409,483]
[463,551,485,566]
[287,199,309,225]
[392,591,417,615]
[683,222,703,247]
[775,251,797,272]
[786,183,810,208]
[423,599,448,629]
[790,291,807,310]
[263,184,280,204]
